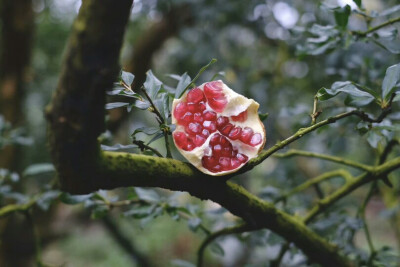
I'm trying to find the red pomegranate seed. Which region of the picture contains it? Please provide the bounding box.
[187,88,205,103]
[211,164,222,173]
[236,153,248,163]
[220,136,231,148]
[228,127,242,140]
[231,148,238,157]
[209,96,228,113]
[231,110,248,122]
[194,135,206,146]
[186,141,195,151]
[216,116,229,129]
[193,112,203,123]
[231,158,241,168]
[173,132,188,149]
[187,122,202,135]
[240,127,253,144]
[213,144,222,156]
[181,112,193,125]
[201,129,210,138]
[202,156,217,169]
[250,133,262,146]
[204,81,224,97]
[222,147,232,157]
[174,102,187,120]
[220,123,234,136]
[203,110,217,121]
[198,102,206,112]
[219,157,230,169]
[210,134,221,145]
[203,120,217,132]
[187,102,197,112]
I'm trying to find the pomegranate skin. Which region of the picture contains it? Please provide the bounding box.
[172,80,266,176]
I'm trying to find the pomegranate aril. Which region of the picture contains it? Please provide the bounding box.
[220,123,234,136]
[250,133,262,146]
[202,156,217,169]
[186,141,195,151]
[231,158,241,168]
[187,122,202,135]
[211,164,222,173]
[187,88,205,103]
[240,127,254,144]
[203,121,217,132]
[204,81,224,97]
[231,110,248,122]
[194,135,206,146]
[220,136,231,148]
[181,112,193,125]
[219,157,230,169]
[216,116,229,129]
[173,132,188,149]
[210,133,221,145]
[209,97,228,113]
[222,147,232,157]
[236,153,248,163]
[187,102,197,113]
[194,112,204,123]
[174,102,187,120]
[201,129,210,138]
[198,102,206,112]
[231,148,238,157]
[213,144,222,156]
[228,127,242,140]
[203,110,217,121]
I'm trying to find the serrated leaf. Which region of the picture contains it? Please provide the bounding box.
[334,5,351,29]
[121,71,135,86]
[105,102,129,110]
[135,188,160,203]
[100,144,138,151]
[23,163,55,176]
[175,72,191,98]
[144,70,162,100]
[382,63,400,101]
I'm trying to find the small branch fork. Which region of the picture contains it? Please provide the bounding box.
[351,16,400,37]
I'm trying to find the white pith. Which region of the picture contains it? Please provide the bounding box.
[172,80,266,176]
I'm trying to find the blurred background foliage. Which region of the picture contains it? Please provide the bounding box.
[1,0,400,266]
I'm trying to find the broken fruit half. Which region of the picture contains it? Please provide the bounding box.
[172,80,266,176]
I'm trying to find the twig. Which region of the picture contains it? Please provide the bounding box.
[352,17,400,37]
[311,96,321,125]
[274,149,373,172]
[197,223,253,267]
[133,140,164,157]
[274,169,353,203]
[141,87,165,125]
[0,199,36,218]
[163,133,172,158]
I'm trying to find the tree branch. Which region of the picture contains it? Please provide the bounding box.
[352,17,400,37]
[274,149,373,172]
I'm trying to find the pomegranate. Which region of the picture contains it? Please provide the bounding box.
[172,80,266,176]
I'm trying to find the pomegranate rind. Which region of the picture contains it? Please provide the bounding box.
[172,80,266,176]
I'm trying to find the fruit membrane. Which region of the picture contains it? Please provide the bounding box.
[172,80,266,176]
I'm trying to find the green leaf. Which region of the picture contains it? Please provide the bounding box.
[174,73,191,98]
[121,71,135,86]
[334,5,351,29]
[23,163,55,176]
[382,63,400,101]
[135,188,161,203]
[36,190,60,211]
[91,205,109,219]
[170,259,196,267]
[353,0,361,8]
[210,242,225,256]
[153,93,170,120]
[144,70,162,99]
[59,192,93,205]
[379,5,400,17]
[392,94,400,102]
[187,217,202,232]
[105,102,129,110]
[146,132,164,145]
[132,127,161,137]
[100,144,138,151]
[130,100,150,111]
[317,81,375,106]
[259,112,269,122]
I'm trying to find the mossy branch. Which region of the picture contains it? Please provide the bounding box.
[0,199,36,218]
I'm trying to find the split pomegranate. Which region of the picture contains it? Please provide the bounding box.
[172,80,266,176]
